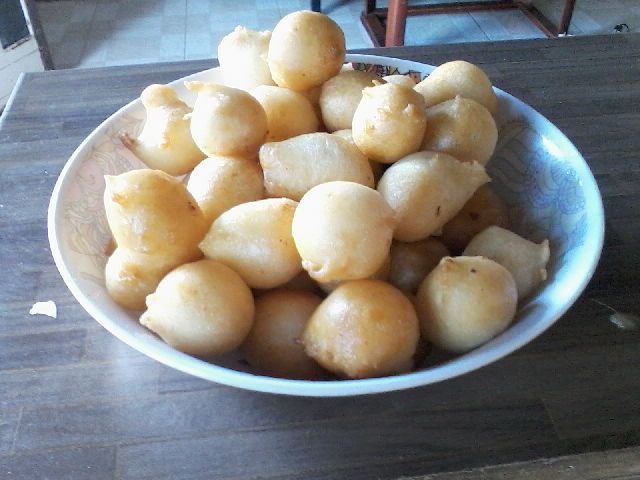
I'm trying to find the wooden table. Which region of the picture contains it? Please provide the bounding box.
[1,34,639,479]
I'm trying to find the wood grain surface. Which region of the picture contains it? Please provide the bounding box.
[0,34,639,479]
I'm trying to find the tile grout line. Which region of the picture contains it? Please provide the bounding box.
[75,0,99,69]
[182,0,187,61]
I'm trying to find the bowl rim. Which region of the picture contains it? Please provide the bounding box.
[48,53,605,397]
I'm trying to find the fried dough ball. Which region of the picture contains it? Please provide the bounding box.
[186,155,264,225]
[319,70,381,132]
[441,185,510,254]
[217,26,275,91]
[389,238,450,293]
[463,226,550,299]
[382,74,417,89]
[332,129,385,182]
[352,82,427,164]
[104,169,207,261]
[292,181,396,283]
[415,256,518,353]
[243,289,324,379]
[303,280,420,378]
[121,84,205,176]
[140,259,254,357]
[377,151,489,242]
[105,248,178,311]
[186,81,267,158]
[250,85,319,142]
[421,96,498,166]
[299,85,323,124]
[414,60,498,114]
[268,11,346,91]
[317,254,391,294]
[199,198,301,289]
[259,132,374,201]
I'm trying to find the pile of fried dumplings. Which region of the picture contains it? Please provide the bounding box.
[104,10,550,380]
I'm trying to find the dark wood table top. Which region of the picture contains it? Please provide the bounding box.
[1,33,639,480]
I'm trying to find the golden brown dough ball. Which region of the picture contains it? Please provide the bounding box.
[103,169,207,261]
[186,81,267,158]
[389,238,450,293]
[414,60,498,114]
[199,198,301,289]
[415,256,517,353]
[421,96,498,166]
[121,84,205,176]
[440,185,510,254]
[243,289,324,379]
[281,270,323,294]
[259,132,374,201]
[292,181,396,283]
[250,85,319,142]
[382,74,417,89]
[377,151,489,242]
[140,259,254,357]
[463,226,550,300]
[186,155,264,225]
[352,82,427,164]
[268,11,346,91]
[303,280,420,378]
[217,26,275,91]
[105,248,178,311]
[319,70,381,132]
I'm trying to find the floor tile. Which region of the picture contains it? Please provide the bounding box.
[36,0,637,71]
[471,9,546,41]
[185,32,213,60]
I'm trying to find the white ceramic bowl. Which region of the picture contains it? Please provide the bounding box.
[48,54,604,396]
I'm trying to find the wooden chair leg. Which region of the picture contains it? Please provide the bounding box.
[385,0,407,46]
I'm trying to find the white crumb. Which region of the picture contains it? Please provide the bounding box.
[29,300,57,318]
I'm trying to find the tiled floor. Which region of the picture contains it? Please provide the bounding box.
[36,0,640,70]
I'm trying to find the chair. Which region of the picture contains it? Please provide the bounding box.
[361,0,578,47]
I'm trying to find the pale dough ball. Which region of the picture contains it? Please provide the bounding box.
[352,82,427,164]
[440,185,510,254]
[319,70,381,132]
[303,280,420,378]
[105,248,178,311]
[382,74,417,89]
[268,11,346,91]
[243,289,324,379]
[121,84,205,176]
[421,96,498,166]
[104,169,207,261]
[186,81,267,158]
[377,151,489,242]
[199,198,302,289]
[186,155,264,225]
[318,254,391,294]
[217,26,275,91]
[250,85,319,142]
[389,238,450,293]
[299,85,324,125]
[416,256,518,353]
[292,181,396,283]
[332,129,385,182]
[463,226,550,300]
[140,259,254,357]
[259,132,374,201]
[414,60,498,114]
